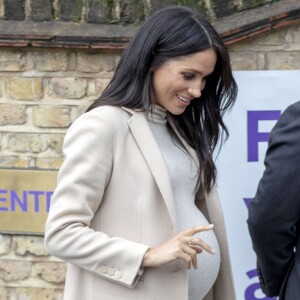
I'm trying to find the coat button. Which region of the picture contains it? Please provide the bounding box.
[107,267,115,276]
[115,270,122,279]
[100,266,108,274]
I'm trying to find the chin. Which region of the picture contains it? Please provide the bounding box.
[170,108,186,115]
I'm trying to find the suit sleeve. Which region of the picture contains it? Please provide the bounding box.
[247,101,300,296]
[44,107,148,288]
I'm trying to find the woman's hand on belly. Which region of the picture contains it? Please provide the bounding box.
[141,224,216,270]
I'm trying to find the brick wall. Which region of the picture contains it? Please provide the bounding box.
[0,7,299,300]
[229,23,300,70]
[0,0,280,23]
[0,48,117,299]
[0,235,65,299]
[0,48,117,169]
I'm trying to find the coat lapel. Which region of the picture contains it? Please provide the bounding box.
[122,107,177,228]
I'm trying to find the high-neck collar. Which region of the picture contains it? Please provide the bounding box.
[146,105,167,124]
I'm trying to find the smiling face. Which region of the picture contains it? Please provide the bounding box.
[152,48,217,115]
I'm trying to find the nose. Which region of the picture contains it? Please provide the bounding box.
[188,87,201,98]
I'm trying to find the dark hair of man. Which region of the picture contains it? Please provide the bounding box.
[87,5,238,193]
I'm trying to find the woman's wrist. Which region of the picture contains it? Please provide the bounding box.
[141,248,153,267]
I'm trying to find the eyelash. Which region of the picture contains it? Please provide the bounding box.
[182,73,208,82]
[182,73,195,80]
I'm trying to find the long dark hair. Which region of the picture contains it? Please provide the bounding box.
[87,6,238,193]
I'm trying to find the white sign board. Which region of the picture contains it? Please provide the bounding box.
[216,70,300,300]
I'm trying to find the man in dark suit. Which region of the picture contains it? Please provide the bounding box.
[247,100,300,300]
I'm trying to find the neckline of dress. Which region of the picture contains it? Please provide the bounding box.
[146,105,167,124]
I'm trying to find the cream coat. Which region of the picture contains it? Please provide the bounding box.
[45,106,236,300]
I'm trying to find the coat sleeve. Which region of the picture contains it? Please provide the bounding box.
[44,107,149,288]
[247,101,300,297]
